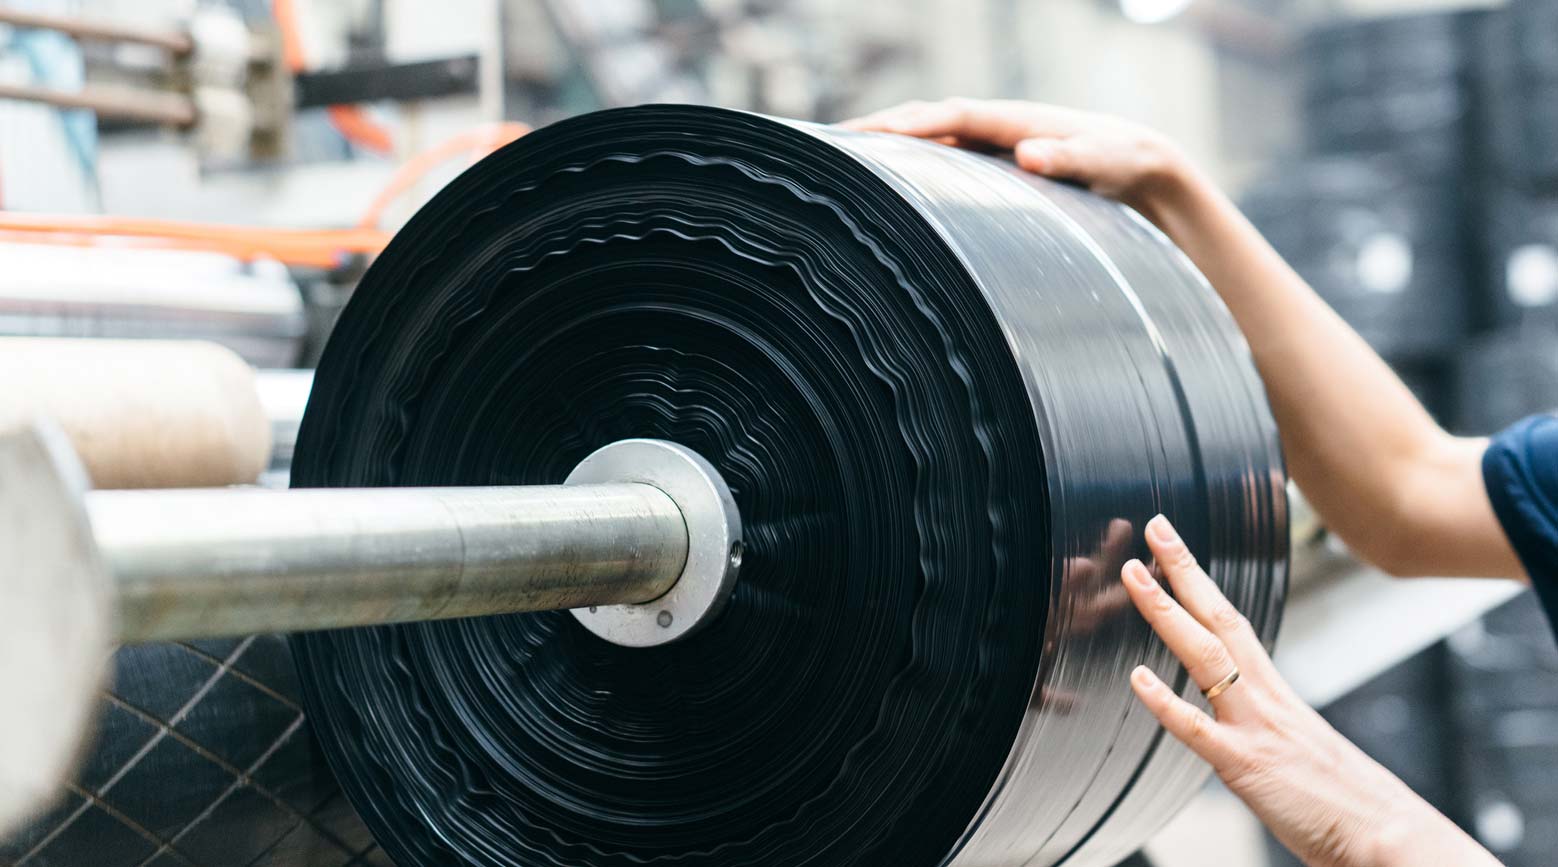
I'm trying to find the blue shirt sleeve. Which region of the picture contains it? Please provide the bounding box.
[1483,414,1558,619]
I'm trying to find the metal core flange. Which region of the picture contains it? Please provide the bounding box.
[566,439,743,647]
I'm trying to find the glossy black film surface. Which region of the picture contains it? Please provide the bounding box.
[289,105,1286,867]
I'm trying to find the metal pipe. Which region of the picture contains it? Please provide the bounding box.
[0,83,196,127]
[0,9,193,55]
[88,483,689,642]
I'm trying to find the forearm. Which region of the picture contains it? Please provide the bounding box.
[1366,788,1503,867]
[1229,713,1500,867]
[1143,164,1520,578]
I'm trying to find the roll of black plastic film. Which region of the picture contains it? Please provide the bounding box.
[291,105,1288,867]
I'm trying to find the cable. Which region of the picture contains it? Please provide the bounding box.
[0,122,526,265]
[325,103,393,155]
[356,121,529,229]
[0,214,390,267]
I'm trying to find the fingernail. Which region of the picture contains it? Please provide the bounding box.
[1147,514,1178,545]
[1123,559,1155,589]
[1131,665,1158,690]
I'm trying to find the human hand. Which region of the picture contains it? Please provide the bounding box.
[1122,515,1500,867]
[840,98,1194,221]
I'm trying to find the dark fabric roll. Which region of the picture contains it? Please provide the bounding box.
[290,105,1287,867]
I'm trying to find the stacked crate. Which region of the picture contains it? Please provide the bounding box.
[1507,0,1558,188]
[1447,595,1558,866]
[1244,7,1558,429]
[1240,157,1462,416]
[1254,13,1558,863]
[1302,12,1477,178]
[1242,10,1487,422]
[1456,3,1558,432]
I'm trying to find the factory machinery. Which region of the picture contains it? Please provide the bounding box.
[0,105,1515,867]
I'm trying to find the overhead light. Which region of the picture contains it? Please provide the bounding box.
[1119,0,1193,24]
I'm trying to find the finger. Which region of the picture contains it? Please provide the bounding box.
[837,111,896,131]
[838,100,927,130]
[1121,558,1244,705]
[1145,515,1269,668]
[1015,138,1108,183]
[845,98,1079,149]
[842,119,963,150]
[1131,665,1237,769]
[838,100,943,133]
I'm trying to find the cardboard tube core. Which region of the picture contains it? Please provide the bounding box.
[0,338,271,488]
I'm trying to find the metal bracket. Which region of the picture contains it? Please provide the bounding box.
[566,439,742,647]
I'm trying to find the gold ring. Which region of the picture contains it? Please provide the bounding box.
[1202,667,1240,701]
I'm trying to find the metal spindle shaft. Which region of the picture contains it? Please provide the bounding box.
[89,483,689,642]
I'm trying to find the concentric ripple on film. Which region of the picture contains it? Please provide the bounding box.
[290,105,1288,867]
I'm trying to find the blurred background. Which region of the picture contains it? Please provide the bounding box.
[0,0,1555,865]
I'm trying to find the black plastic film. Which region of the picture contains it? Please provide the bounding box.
[289,105,1288,867]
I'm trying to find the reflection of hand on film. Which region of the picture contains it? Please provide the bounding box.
[1040,518,1137,715]
[1064,517,1137,638]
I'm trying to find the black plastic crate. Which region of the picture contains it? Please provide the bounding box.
[1453,328,1558,435]
[1303,10,1473,93]
[1476,192,1558,330]
[1512,0,1558,79]
[1242,157,1471,361]
[1447,593,1558,866]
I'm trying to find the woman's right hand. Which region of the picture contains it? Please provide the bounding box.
[841,98,1195,223]
[1124,516,1502,867]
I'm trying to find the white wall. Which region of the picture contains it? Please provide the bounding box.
[93,0,497,228]
[1018,0,1227,182]
[83,0,1272,225]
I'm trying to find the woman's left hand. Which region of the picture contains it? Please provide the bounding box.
[1124,515,1501,867]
